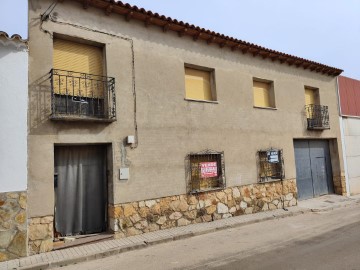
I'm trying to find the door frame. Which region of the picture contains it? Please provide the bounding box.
[293,139,335,200]
[53,143,111,238]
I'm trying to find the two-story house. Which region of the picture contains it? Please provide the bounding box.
[26,0,345,256]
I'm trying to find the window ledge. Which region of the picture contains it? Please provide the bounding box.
[253,106,277,110]
[258,178,283,184]
[190,187,224,194]
[50,115,116,123]
[185,98,219,104]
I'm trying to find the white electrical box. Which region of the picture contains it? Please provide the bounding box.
[120,168,129,180]
[127,135,135,144]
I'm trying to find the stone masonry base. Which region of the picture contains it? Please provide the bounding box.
[10,175,347,257]
[28,216,54,255]
[333,174,347,196]
[0,191,27,262]
[108,179,297,238]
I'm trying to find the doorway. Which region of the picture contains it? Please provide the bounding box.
[294,140,334,200]
[54,145,107,236]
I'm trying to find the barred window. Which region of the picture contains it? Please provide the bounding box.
[187,151,225,193]
[258,149,284,182]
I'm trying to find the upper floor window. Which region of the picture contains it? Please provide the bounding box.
[304,87,319,106]
[53,38,104,77]
[184,65,216,102]
[51,37,116,121]
[253,79,275,109]
[304,86,329,130]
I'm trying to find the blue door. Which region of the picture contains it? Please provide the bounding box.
[294,140,334,200]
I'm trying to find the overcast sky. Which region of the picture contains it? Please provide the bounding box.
[0,0,359,78]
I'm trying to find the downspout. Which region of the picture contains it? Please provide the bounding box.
[337,76,350,196]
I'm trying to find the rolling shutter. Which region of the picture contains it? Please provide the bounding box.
[253,81,270,107]
[185,68,213,101]
[305,88,316,118]
[305,88,315,105]
[53,39,104,97]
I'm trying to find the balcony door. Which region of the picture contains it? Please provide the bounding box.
[54,145,107,236]
[52,38,105,117]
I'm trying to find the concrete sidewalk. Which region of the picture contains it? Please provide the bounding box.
[1,194,359,270]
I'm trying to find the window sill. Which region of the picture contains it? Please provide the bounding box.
[185,98,219,104]
[253,106,277,110]
[258,178,283,184]
[190,187,224,194]
[50,115,116,123]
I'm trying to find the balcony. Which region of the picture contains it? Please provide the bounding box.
[50,69,116,122]
[305,104,330,130]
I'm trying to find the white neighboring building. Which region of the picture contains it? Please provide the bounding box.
[0,31,28,193]
[338,76,360,195]
[0,31,28,261]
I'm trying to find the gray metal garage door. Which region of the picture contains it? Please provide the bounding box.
[294,140,334,200]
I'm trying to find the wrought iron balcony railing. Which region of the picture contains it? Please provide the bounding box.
[305,104,330,130]
[50,69,116,121]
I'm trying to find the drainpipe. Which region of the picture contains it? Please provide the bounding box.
[336,76,350,196]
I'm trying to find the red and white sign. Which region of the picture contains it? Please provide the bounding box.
[200,162,218,178]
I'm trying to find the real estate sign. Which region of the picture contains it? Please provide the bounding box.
[200,162,218,178]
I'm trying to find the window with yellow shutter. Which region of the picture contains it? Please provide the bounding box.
[184,66,216,102]
[50,37,116,120]
[253,79,275,108]
[53,38,104,98]
[304,87,320,119]
[303,86,329,129]
[304,88,316,106]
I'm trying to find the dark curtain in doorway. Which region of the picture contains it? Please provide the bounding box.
[54,145,107,236]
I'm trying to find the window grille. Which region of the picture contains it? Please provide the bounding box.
[186,150,225,193]
[257,149,284,182]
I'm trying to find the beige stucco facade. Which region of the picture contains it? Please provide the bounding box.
[28,0,344,239]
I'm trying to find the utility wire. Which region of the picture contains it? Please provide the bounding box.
[39,10,139,149]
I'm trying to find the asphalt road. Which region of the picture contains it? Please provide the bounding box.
[54,203,360,270]
[196,221,360,270]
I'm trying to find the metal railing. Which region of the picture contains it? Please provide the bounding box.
[305,104,330,130]
[50,69,116,121]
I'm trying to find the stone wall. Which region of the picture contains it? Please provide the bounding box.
[108,179,297,238]
[0,191,27,262]
[334,174,347,196]
[28,216,53,255]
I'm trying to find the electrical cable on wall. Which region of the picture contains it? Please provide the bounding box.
[39,4,139,149]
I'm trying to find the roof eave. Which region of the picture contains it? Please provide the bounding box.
[70,0,343,76]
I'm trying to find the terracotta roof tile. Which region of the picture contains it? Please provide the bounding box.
[0,31,27,43]
[71,0,342,76]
